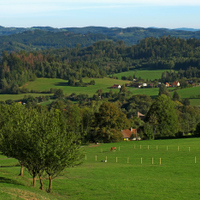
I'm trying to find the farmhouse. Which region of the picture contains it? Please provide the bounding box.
[172,81,180,87]
[121,128,137,141]
[110,84,121,89]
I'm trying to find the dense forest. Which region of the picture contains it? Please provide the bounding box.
[1,36,200,93]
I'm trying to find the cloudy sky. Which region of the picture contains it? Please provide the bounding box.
[1,0,200,29]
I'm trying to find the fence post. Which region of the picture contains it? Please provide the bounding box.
[95,155,97,161]
[152,157,154,165]
[116,157,118,163]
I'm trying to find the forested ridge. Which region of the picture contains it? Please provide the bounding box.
[1,36,200,93]
[1,26,200,54]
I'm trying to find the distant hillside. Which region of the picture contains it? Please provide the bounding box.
[0,30,112,54]
[1,26,200,55]
[174,28,200,32]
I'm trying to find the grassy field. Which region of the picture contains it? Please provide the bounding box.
[0,77,199,106]
[114,69,170,80]
[21,78,129,96]
[1,138,200,199]
[0,93,50,102]
[175,86,200,99]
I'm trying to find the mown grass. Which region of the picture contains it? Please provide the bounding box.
[1,138,200,199]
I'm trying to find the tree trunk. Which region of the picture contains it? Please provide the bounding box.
[33,176,36,187]
[19,164,23,177]
[48,175,52,193]
[39,174,44,190]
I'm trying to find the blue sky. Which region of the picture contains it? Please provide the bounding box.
[1,0,200,29]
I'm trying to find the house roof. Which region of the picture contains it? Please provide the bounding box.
[121,129,137,138]
[172,81,180,86]
[137,111,145,120]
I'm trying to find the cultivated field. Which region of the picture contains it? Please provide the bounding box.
[1,138,200,199]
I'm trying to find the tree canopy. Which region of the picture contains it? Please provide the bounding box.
[145,94,178,138]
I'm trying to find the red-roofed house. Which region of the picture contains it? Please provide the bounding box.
[172,81,180,87]
[121,128,137,141]
[110,84,121,89]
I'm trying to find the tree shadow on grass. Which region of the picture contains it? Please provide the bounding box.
[0,176,24,186]
[53,82,68,86]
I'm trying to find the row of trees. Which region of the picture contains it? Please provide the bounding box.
[0,104,84,192]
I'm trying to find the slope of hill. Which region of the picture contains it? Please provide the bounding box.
[0,26,200,54]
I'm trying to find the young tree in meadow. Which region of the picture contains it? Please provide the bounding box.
[43,109,84,193]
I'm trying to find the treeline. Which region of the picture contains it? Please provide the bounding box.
[1,36,200,93]
[2,85,199,140]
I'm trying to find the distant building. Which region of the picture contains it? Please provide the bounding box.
[110,84,121,89]
[172,81,180,87]
[121,128,137,141]
[137,111,145,120]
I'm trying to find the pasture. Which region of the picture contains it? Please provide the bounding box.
[175,86,200,99]
[20,77,129,96]
[0,77,199,106]
[113,69,169,80]
[1,138,200,199]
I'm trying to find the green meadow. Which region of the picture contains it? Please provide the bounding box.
[0,93,50,102]
[114,69,169,80]
[0,77,199,106]
[175,86,200,99]
[1,138,200,199]
[21,77,129,96]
